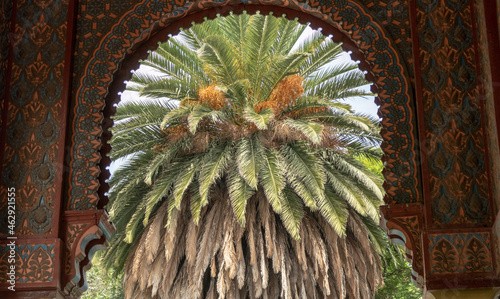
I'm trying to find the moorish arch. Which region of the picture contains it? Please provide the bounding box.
[0,0,499,298]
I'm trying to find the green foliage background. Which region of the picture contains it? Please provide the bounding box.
[375,241,422,299]
[81,253,124,299]
[356,155,422,299]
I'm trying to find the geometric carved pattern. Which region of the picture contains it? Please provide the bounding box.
[428,232,493,274]
[358,0,414,77]
[416,0,492,225]
[0,0,12,133]
[0,241,56,284]
[1,0,68,235]
[63,223,86,278]
[69,0,419,211]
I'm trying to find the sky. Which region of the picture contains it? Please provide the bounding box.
[109,26,379,175]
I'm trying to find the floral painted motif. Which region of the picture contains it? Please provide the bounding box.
[429,233,493,274]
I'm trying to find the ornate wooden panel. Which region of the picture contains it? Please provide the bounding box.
[416,0,493,226]
[1,0,68,236]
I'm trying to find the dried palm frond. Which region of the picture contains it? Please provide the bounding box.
[123,185,382,299]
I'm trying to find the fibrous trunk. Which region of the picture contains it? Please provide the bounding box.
[124,188,382,299]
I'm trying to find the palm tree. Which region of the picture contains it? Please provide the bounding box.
[104,13,385,299]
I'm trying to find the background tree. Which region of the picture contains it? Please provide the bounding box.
[356,154,422,299]
[82,253,124,299]
[104,13,386,298]
[375,240,422,299]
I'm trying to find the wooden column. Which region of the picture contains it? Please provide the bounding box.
[0,1,114,298]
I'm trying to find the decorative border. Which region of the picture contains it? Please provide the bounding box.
[68,0,419,211]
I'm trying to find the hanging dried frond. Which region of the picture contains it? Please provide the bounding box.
[123,185,382,299]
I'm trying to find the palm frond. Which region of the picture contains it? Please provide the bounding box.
[198,35,240,84]
[280,187,305,240]
[243,106,274,130]
[271,18,308,56]
[283,119,324,145]
[281,143,326,200]
[299,37,344,78]
[198,143,233,206]
[172,157,202,210]
[160,105,193,129]
[318,184,349,236]
[187,104,224,134]
[259,147,286,213]
[236,135,264,189]
[246,14,281,99]
[227,164,255,226]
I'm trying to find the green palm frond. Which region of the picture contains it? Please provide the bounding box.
[308,69,372,100]
[283,119,324,144]
[359,215,387,254]
[246,14,281,99]
[225,79,251,110]
[259,52,310,102]
[189,180,203,224]
[227,164,255,226]
[160,105,193,129]
[291,28,325,55]
[198,143,233,206]
[243,106,274,129]
[281,143,326,200]
[155,37,208,83]
[323,160,370,217]
[236,135,264,189]
[124,202,146,243]
[286,173,318,210]
[172,157,202,210]
[198,35,240,84]
[271,18,308,55]
[138,77,197,100]
[322,152,382,221]
[187,104,224,134]
[299,37,344,78]
[144,144,181,185]
[319,184,349,236]
[179,20,219,50]
[142,168,180,225]
[112,98,175,122]
[303,62,360,95]
[280,187,305,240]
[259,147,286,213]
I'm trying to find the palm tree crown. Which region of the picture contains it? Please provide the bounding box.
[105,13,384,299]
